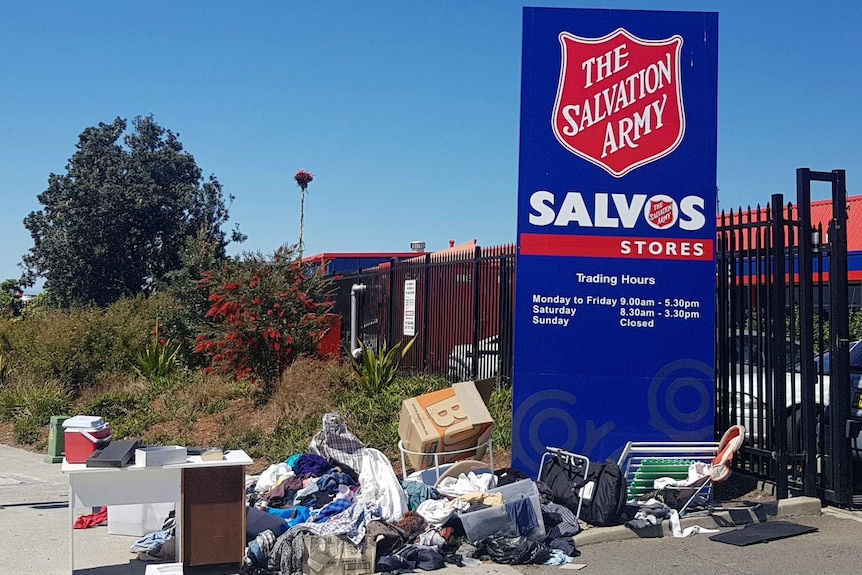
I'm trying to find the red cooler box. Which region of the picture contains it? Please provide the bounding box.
[63,415,112,463]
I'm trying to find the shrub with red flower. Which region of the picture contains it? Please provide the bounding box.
[193,245,333,383]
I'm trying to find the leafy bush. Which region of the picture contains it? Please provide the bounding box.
[194,246,334,383]
[13,418,41,445]
[0,308,108,388]
[0,377,72,431]
[0,293,186,389]
[82,392,156,438]
[102,293,189,361]
[489,385,513,448]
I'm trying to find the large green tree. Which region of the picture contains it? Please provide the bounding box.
[22,116,245,308]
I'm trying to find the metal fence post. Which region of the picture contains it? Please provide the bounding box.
[829,169,851,506]
[422,253,431,373]
[796,169,818,497]
[770,194,789,499]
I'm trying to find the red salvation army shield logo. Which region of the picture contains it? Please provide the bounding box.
[552,28,685,178]
[646,195,678,229]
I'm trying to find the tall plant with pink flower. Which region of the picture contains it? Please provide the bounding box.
[294,170,314,259]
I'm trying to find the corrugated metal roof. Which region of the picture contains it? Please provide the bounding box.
[809,195,862,252]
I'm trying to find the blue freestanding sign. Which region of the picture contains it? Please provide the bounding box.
[513,8,718,474]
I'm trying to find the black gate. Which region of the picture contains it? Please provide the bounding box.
[716,168,854,506]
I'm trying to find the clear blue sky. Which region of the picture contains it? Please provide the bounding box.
[1,1,859,287]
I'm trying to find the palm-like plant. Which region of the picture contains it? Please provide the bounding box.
[348,337,416,395]
[133,320,181,385]
[134,340,181,383]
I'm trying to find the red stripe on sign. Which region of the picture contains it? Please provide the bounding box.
[520,233,714,261]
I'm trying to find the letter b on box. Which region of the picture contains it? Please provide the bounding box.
[398,381,494,469]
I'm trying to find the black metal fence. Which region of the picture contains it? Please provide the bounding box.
[331,244,516,383]
[715,169,854,506]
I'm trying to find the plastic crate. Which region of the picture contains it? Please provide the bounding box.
[459,479,545,543]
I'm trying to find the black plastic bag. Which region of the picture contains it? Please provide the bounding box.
[472,535,552,565]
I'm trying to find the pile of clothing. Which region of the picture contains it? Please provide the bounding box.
[239,413,583,574]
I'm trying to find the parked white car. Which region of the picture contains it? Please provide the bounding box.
[447,335,500,381]
[732,335,862,460]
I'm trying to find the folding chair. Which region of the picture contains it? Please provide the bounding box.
[537,446,591,525]
[616,425,746,515]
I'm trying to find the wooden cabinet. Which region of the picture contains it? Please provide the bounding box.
[181,465,246,566]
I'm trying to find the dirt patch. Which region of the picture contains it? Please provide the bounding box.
[0,421,46,454]
[714,471,777,504]
[0,422,17,448]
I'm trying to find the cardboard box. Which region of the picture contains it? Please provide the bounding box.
[398,381,494,469]
[302,534,376,575]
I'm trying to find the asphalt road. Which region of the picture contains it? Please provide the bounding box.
[517,509,862,575]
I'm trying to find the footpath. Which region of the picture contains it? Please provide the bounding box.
[1,443,859,575]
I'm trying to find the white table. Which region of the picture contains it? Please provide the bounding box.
[62,449,252,574]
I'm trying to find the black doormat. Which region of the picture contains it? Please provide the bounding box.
[708,521,817,546]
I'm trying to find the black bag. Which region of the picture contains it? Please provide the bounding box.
[540,455,628,527]
[576,461,629,527]
[472,535,552,565]
[539,454,586,512]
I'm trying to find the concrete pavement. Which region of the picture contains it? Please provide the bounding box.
[0,444,145,574]
[1,443,858,575]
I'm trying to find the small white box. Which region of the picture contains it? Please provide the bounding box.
[145,563,183,575]
[109,503,175,536]
[136,446,188,467]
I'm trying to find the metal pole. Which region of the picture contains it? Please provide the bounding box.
[796,168,818,497]
[829,169,851,506]
[770,193,789,499]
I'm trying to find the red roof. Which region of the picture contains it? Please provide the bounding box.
[717,195,862,253]
[810,195,862,252]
